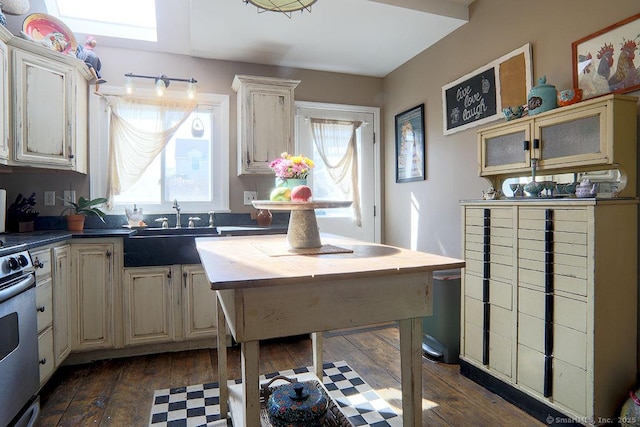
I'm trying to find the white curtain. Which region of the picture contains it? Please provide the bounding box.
[104,96,196,208]
[309,119,362,226]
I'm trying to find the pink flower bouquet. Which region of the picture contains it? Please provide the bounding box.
[269,152,314,179]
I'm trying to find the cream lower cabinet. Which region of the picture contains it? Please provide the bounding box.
[33,247,54,386]
[122,264,217,346]
[52,245,71,365]
[70,240,121,352]
[461,199,637,422]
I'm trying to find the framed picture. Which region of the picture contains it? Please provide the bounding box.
[395,104,425,183]
[572,13,640,99]
[442,44,532,135]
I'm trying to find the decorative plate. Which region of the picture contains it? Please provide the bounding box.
[22,13,78,55]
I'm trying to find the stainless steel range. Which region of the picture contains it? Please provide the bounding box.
[0,246,40,426]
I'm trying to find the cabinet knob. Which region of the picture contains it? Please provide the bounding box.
[39,358,47,365]
[37,306,45,313]
[34,258,44,268]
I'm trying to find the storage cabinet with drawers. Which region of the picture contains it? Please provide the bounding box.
[460,199,637,422]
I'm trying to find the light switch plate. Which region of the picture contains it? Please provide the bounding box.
[63,190,76,206]
[44,191,55,206]
[243,191,257,206]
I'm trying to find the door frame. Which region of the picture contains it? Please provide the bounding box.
[295,101,382,243]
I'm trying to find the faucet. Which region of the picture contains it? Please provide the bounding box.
[172,199,181,228]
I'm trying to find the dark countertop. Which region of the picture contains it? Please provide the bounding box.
[0,229,136,255]
[216,225,288,235]
[0,225,289,259]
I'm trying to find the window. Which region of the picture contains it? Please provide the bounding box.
[90,87,229,214]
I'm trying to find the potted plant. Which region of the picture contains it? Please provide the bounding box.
[59,196,107,231]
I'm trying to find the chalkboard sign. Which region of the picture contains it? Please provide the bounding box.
[444,67,497,133]
[441,44,532,135]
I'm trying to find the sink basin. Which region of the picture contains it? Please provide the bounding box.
[124,228,219,267]
[131,227,218,238]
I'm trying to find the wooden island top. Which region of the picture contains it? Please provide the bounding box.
[196,233,465,289]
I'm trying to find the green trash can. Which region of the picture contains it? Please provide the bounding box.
[422,271,461,364]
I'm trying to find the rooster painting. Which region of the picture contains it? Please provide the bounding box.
[580,43,614,98]
[608,38,639,91]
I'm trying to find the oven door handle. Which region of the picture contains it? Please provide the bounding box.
[0,273,36,304]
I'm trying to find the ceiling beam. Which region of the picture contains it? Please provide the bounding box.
[367,0,471,21]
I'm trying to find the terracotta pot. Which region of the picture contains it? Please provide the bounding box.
[256,209,272,226]
[66,214,86,231]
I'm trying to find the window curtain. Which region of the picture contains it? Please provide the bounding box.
[104,96,196,208]
[309,118,362,226]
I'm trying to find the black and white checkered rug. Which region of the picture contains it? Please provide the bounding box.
[149,360,401,427]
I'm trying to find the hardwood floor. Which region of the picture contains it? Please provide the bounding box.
[36,325,543,426]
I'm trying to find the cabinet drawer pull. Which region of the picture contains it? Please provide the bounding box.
[37,306,45,313]
[39,358,47,365]
[34,258,44,268]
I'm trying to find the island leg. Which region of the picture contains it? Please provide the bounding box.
[216,294,228,418]
[312,332,324,379]
[241,340,260,427]
[399,317,422,427]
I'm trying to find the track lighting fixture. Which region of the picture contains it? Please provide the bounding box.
[124,73,198,98]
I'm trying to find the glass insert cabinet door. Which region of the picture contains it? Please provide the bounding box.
[535,105,608,169]
[479,121,532,175]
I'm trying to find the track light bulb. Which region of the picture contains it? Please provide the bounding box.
[155,78,166,96]
[125,75,134,94]
[186,81,197,99]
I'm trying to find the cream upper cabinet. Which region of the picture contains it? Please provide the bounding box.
[233,75,300,175]
[122,264,217,347]
[0,30,9,163]
[460,200,638,422]
[478,94,637,196]
[8,37,91,172]
[70,240,121,352]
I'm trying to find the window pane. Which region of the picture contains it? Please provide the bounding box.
[164,137,211,201]
[113,111,213,205]
[312,127,361,218]
[115,156,161,203]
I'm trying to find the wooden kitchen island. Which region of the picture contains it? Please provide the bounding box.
[196,233,465,426]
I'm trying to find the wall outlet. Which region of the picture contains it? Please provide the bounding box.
[243,191,257,206]
[63,190,76,206]
[44,191,55,206]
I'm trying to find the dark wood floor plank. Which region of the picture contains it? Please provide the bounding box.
[100,353,173,427]
[37,326,544,427]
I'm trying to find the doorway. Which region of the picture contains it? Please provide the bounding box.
[295,102,381,243]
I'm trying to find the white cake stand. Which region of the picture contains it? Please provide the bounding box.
[252,200,352,249]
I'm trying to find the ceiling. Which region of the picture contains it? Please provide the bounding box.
[25,0,474,78]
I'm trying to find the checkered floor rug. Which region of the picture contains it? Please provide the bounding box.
[149,360,401,427]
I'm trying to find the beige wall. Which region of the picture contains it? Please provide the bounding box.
[2,0,640,252]
[0,44,383,217]
[382,0,640,257]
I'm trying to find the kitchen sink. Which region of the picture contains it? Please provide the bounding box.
[131,227,218,237]
[124,227,220,267]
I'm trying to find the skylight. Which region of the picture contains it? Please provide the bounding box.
[44,0,157,42]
